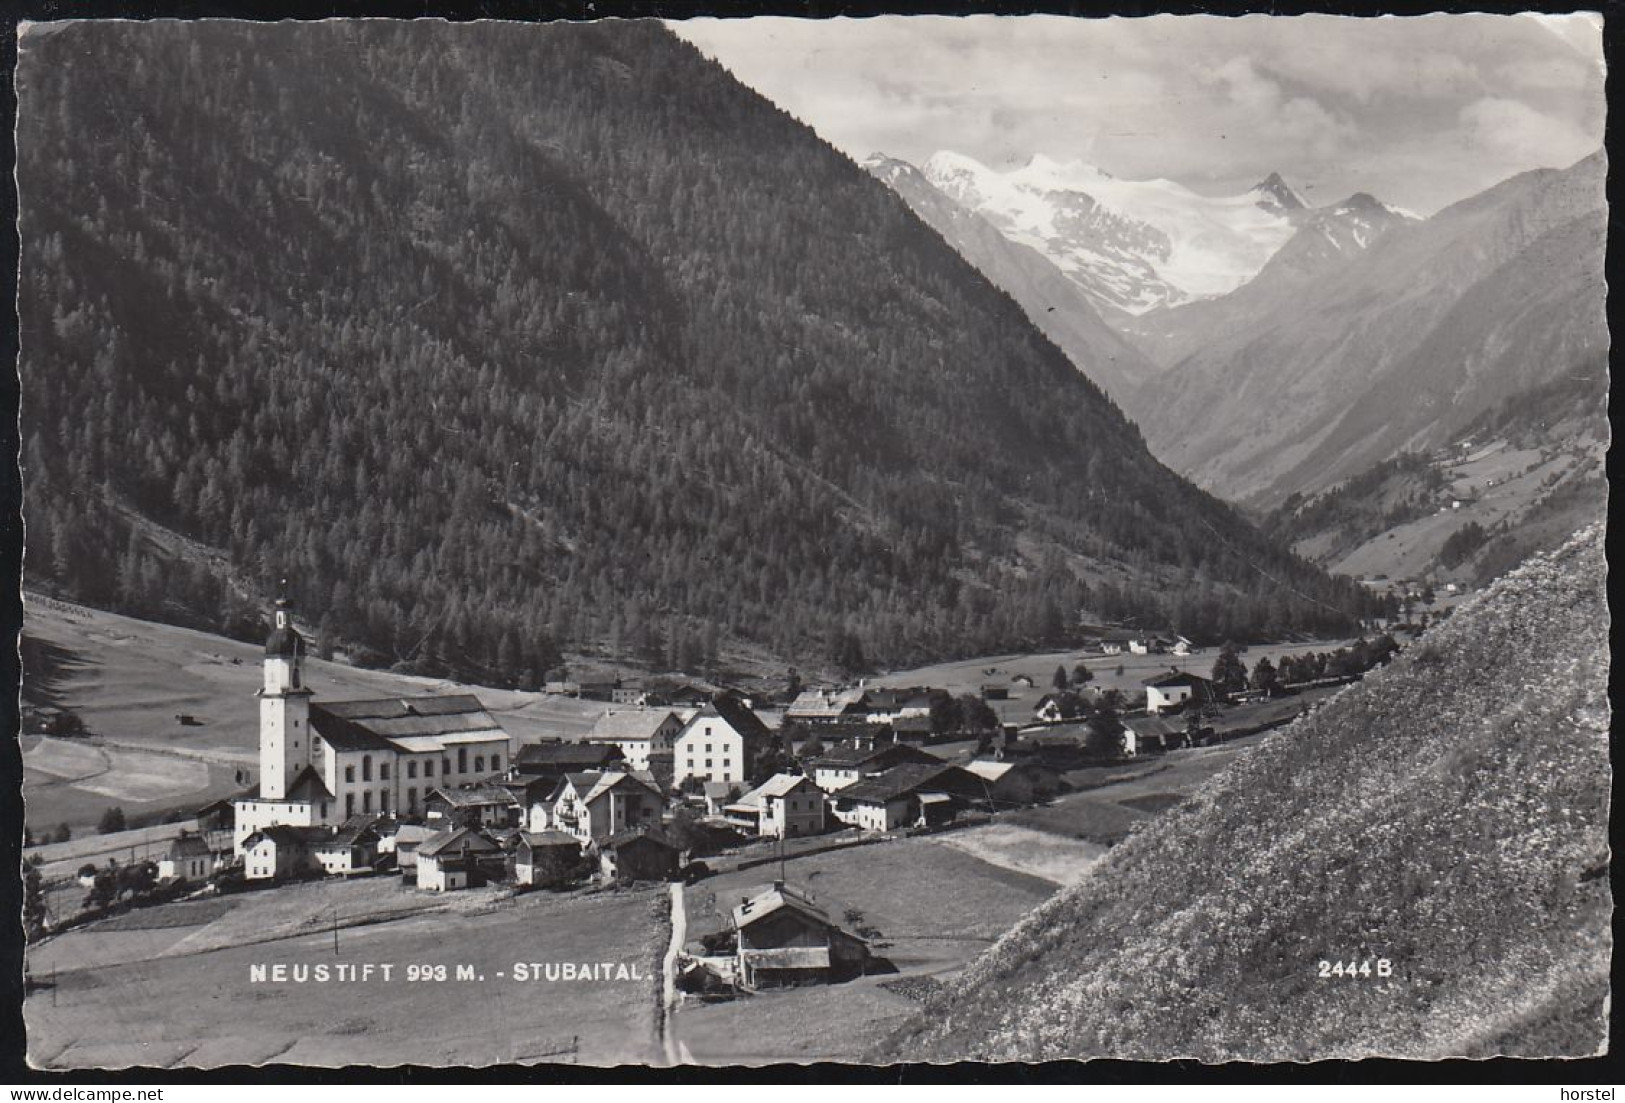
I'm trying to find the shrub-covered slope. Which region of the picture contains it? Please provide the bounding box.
[16,21,1375,684]
[876,524,1610,1061]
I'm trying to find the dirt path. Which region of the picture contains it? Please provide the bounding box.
[660,882,689,1066]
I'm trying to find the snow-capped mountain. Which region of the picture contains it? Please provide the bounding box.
[921,150,1303,315]
[1121,190,1417,369]
[862,153,1157,405]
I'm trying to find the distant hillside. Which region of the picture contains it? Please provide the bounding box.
[16,21,1377,688]
[863,153,1158,406]
[876,524,1610,1061]
[1121,192,1414,371]
[1130,153,1606,508]
[1266,369,1606,584]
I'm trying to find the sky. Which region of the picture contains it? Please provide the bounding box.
[671,14,1605,215]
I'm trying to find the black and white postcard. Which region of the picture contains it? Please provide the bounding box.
[13,12,1610,1069]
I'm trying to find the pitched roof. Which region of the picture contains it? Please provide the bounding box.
[1142,670,1212,688]
[837,762,983,805]
[602,824,678,851]
[1123,716,1184,739]
[514,741,624,770]
[733,882,834,930]
[686,697,772,742]
[814,742,938,770]
[417,826,502,858]
[518,830,581,850]
[311,695,504,751]
[165,833,211,859]
[964,760,1016,783]
[428,785,521,808]
[243,824,321,850]
[590,709,680,742]
[736,773,817,807]
[321,814,384,849]
[285,765,335,803]
[785,688,865,717]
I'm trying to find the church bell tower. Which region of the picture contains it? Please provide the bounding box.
[259,593,314,800]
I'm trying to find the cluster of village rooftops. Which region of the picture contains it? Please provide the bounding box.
[162,601,1224,895]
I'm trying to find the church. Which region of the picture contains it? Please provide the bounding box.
[233,598,514,853]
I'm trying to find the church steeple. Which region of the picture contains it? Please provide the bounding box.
[259,588,313,800]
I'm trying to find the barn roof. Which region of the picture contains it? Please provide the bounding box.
[590,709,680,742]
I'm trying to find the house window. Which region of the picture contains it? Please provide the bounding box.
[407,761,417,779]
[705,743,713,753]
[320,802,327,818]
[443,757,452,776]
[381,791,390,812]
[458,748,468,773]
[491,753,501,771]
[363,791,372,812]
[408,788,417,811]
[362,756,373,782]
[475,756,485,774]
[705,759,713,768]
[425,759,435,777]
[346,794,355,816]
[381,762,391,780]
[345,765,355,783]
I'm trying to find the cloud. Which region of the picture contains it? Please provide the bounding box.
[1459,96,1599,170]
[671,13,1604,214]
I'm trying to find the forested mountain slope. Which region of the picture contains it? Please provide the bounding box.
[1131,153,1606,508]
[875,524,1610,1062]
[17,21,1375,686]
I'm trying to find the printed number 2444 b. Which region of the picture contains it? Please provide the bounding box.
[1318,959,1391,978]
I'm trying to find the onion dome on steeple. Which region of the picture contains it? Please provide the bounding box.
[265,595,304,658]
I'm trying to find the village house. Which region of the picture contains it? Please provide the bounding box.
[157,832,212,882]
[588,708,684,772]
[733,881,869,989]
[673,698,771,786]
[861,687,937,726]
[193,799,237,870]
[424,784,523,829]
[1032,692,1089,724]
[1122,715,1184,756]
[384,822,435,875]
[722,773,826,839]
[784,687,867,725]
[830,762,987,832]
[1143,670,1215,715]
[545,771,665,845]
[810,742,940,794]
[597,826,681,883]
[415,826,501,892]
[963,759,1065,807]
[243,824,321,881]
[233,597,513,854]
[513,830,584,888]
[312,816,384,875]
[701,780,741,818]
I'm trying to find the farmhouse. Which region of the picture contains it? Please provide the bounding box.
[1032,693,1088,724]
[1122,716,1183,756]
[312,816,383,875]
[234,598,512,854]
[723,773,826,839]
[784,688,867,725]
[830,762,987,832]
[597,826,681,883]
[674,699,770,786]
[861,687,937,726]
[1143,670,1215,715]
[513,830,584,888]
[733,881,869,989]
[243,824,321,881]
[546,771,665,845]
[157,832,212,882]
[963,760,1064,807]
[386,822,435,874]
[425,784,522,829]
[415,826,501,892]
[810,742,940,794]
[513,740,625,777]
[588,708,684,772]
